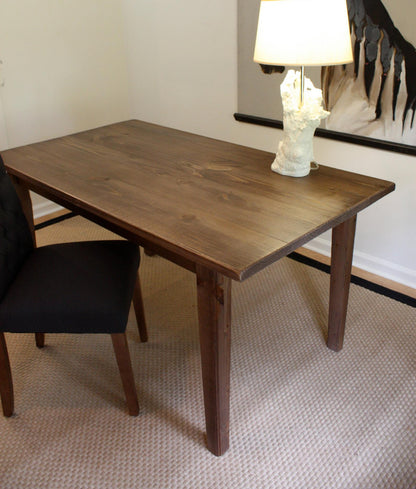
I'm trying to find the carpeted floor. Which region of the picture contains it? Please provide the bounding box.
[1,216,415,489]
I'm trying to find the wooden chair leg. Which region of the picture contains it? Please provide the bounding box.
[111,333,139,416]
[0,333,14,417]
[133,274,148,343]
[35,333,45,348]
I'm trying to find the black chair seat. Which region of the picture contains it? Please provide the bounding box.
[0,154,147,417]
[0,240,140,334]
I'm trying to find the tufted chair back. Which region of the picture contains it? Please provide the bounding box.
[0,155,34,301]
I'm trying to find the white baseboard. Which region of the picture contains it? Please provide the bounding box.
[33,201,64,220]
[305,237,416,291]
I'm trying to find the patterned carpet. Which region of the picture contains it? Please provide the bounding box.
[1,216,415,489]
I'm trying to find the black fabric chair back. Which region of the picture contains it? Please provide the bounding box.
[0,156,34,301]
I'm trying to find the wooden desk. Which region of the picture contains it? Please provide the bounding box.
[2,120,395,455]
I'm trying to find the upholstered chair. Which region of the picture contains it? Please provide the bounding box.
[0,155,147,417]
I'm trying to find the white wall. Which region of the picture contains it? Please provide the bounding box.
[0,0,414,288]
[0,0,130,148]
[122,0,416,289]
[0,0,131,215]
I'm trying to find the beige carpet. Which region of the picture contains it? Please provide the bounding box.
[1,216,415,489]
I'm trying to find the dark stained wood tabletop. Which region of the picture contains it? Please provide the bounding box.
[1,120,396,456]
[2,120,395,282]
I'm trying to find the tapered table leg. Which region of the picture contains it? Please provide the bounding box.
[35,333,45,348]
[10,176,36,246]
[10,177,41,350]
[133,274,148,343]
[327,216,357,352]
[196,265,232,456]
[0,332,14,417]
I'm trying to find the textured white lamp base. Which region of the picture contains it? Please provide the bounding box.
[272,70,329,177]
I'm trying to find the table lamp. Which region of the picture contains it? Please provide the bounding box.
[253,0,353,177]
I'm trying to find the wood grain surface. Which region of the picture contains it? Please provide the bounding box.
[2,120,395,282]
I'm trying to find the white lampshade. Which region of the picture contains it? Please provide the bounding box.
[253,0,353,66]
